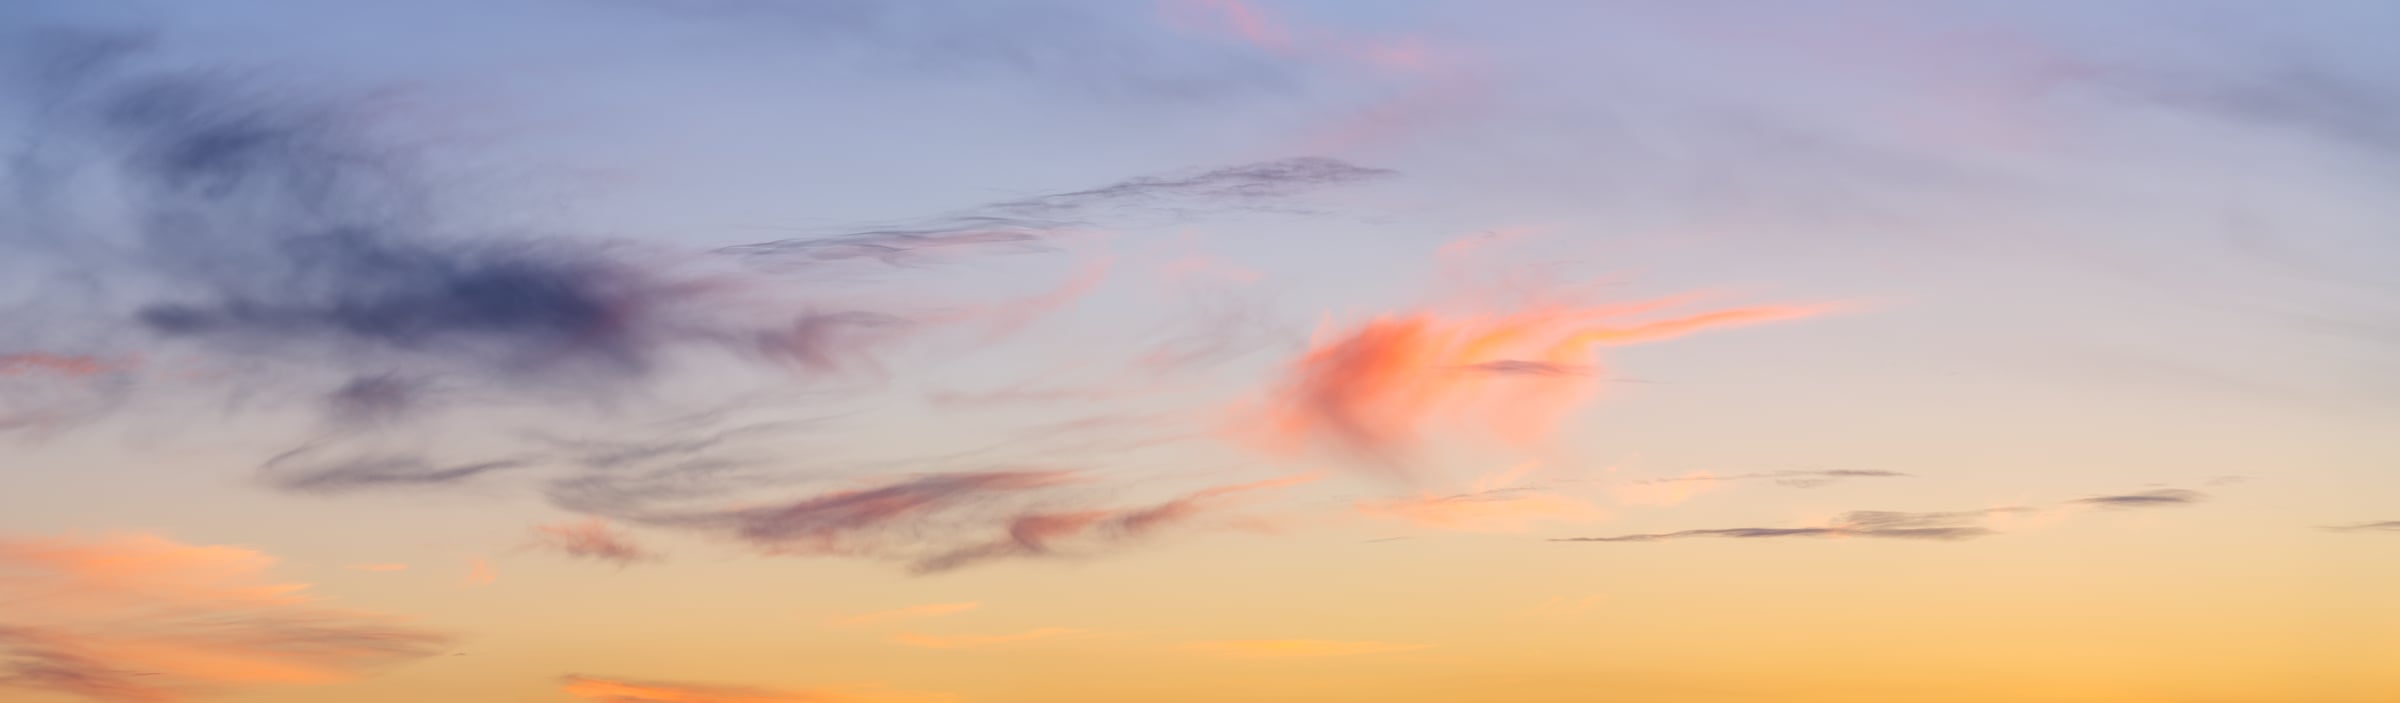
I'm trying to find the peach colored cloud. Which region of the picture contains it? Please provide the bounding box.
[834,602,981,627]
[465,558,494,586]
[1357,491,1602,533]
[1613,472,1723,506]
[1184,639,1433,657]
[560,675,954,703]
[1244,299,1824,472]
[529,520,658,566]
[0,533,450,703]
[344,563,408,573]
[1357,460,1603,532]
[888,627,1087,650]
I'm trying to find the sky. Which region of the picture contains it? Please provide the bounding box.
[0,1,2396,702]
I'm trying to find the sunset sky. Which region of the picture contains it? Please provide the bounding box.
[2,1,2396,702]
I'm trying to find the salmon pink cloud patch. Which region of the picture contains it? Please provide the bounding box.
[1242,298,1826,472]
[0,533,450,703]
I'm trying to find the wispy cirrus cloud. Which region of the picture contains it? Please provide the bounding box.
[1356,461,1602,533]
[719,157,1391,273]
[904,472,1320,573]
[593,469,1315,574]
[1357,489,1602,533]
[1183,639,1432,658]
[2068,489,2204,508]
[1556,509,2025,544]
[2323,521,2400,533]
[344,563,407,573]
[0,533,451,703]
[560,674,953,703]
[1564,485,2214,545]
[527,520,659,566]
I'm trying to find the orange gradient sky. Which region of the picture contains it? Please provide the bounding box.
[1,1,2396,702]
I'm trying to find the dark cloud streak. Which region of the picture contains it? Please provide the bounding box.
[1556,509,2006,543]
[2069,489,2204,508]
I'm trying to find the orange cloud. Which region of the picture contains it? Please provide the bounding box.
[1184,639,1432,657]
[529,520,658,566]
[0,533,450,702]
[834,602,981,627]
[1244,298,1824,471]
[1357,491,1602,533]
[345,563,408,572]
[560,675,953,703]
[888,627,1087,650]
[465,558,494,586]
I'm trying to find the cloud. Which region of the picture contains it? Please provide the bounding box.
[527,520,659,566]
[887,627,1086,650]
[1556,509,2018,543]
[0,354,119,377]
[560,674,953,703]
[720,157,1392,273]
[465,558,494,586]
[0,36,942,439]
[0,353,137,435]
[685,471,1084,556]
[0,533,451,703]
[2324,521,2400,533]
[1182,639,1432,658]
[1356,461,1599,533]
[1242,297,1825,472]
[834,602,981,627]
[259,445,533,495]
[2068,489,2204,508]
[903,473,1318,573]
[1611,472,1722,506]
[584,467,1301,573]
[344,563,407,572]
[1356,489,1602,533]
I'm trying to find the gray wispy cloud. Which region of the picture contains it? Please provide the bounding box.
[2324,520,2400,533]
[1555,509,2017,543]
[1562,485,2213,545]
[2068,489,2204,508]
[718,157,1392,272]
[261,447,533,495]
